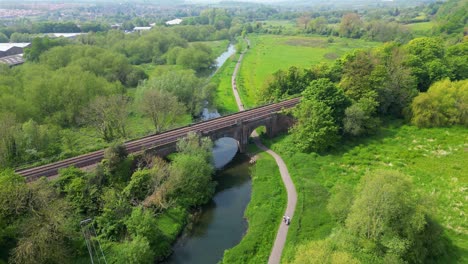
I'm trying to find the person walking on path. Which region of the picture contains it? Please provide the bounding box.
[230,37,297,264]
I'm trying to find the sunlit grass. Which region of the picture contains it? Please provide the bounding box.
[237,34,380,107]
[259,124,467,263]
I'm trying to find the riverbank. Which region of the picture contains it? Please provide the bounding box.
[221,145,286,263]
[222,36,297,264]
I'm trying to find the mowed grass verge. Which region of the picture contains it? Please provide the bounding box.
[222,145,287,263]
[237,34,380,107]
[211,53,240,114]
[259,124,467,263]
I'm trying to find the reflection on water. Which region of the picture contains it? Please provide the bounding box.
[215,44,236,68]
[164,152,252,264]
[212,138,238,169]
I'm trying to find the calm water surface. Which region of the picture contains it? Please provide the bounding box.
[164,44,250,264]
[165,150,252,264]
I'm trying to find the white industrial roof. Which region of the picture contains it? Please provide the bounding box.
[166,19,183,25]
[48,33,84,38]
[133,27,152,31]
[0,43,30,52]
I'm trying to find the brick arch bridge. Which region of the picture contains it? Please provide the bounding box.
[17,98,299,180]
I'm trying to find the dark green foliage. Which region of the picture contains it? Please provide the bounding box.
[260,66,316,102]
[343,97,381,136]
[139,70,211,116]
[405,37,451,92]
[123,169,154,203]
[95,188,132,241]
[0,171,78,264]
[103,143,129,175]
[24,37,70,62]
[446,41,468,81]
[290,100,340,153]
[168,154,215,207]
[302,78,351,125]
[125,206,161,247]
[0,32,8,43]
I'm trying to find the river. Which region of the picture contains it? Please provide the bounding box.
[164,44,252,264]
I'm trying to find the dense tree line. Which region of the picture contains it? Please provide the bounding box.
[0,22,228,168]
[0,133,216,263]
[261,37,467,153]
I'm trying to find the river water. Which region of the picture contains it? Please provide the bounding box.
[164,44,252,264]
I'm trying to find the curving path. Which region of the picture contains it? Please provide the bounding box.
[231,38,297,264]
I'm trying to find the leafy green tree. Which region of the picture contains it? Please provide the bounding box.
[0,32,8,43]
[260,66,316,102]
[140,70,209,116]
[137,89,186,133]
[163,133,215,208]
[346,170,428,261]
[24,37,69,62]
[0,114,18,167]
[291,100,340,153]
[339,50,376,102]
[103,143,129,175]
[446,41,468,81]
[176,131,214,163]
[123,169,154,203]
[11,179,77,264]
[95,188,131,241]
[339,13,363,38]
[371,44,418,116]
[405,37,450,92]
[125,206,161,246]
[411,79,468,127]
[302,78,351,125]
[343,98,380,136]
[54,167,100,216]
[168,153,215,207]
[175,43,215,72]
[81,95,129,141]
[109,236,155,264]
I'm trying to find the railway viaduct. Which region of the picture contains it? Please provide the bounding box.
[16,98,299,181]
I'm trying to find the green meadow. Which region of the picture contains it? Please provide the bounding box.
[406,21,435,37]
[237,34,380,107]
[258,124,468,263]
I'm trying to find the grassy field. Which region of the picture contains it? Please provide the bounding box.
[406,21,435,37]
[237,34,380,107]
[222,144,287,263]
[258,124,467,263]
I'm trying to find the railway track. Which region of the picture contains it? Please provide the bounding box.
[16,98,300,181]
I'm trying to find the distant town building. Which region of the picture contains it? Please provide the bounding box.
[133,26,152,32]
[165,18,183,26]
[47,33,85,39]
[0,43,30,58]
[111,23,121,29]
